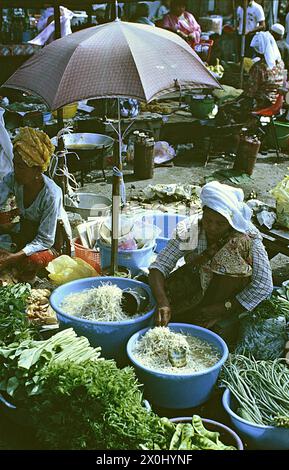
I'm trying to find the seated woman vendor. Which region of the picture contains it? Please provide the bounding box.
[161,0,201,47]
[245,31,285,109]
[149,181,273,347]
[0,127,71,282]
[217,31,285,127]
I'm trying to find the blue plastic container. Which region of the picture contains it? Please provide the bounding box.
[222,389,289,450]
[126,323,229,409]
[98,240,155,275]
[50,277,155,364]
[141,214,186,253]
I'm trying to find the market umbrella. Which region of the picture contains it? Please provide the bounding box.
[3,20,221,273]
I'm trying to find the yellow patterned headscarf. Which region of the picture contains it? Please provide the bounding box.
[13,127,55,172]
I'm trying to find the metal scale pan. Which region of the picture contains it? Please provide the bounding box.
[51,133,114,185]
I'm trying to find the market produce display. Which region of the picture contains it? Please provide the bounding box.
[0,312,169,450]
[27,288,57,325]
[0,283,35,345]
[236,291,289,360]
[141,415,236,450]
[61,282,144,321]
[221,355,289,428]
[207,59,224,79]
[5,101,48,114]
[140,101,172,114]
[0,328,101,401]
[133,327,220,374]
[24,360,170,450]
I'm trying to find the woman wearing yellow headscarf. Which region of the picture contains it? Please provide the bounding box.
[0,127,71,281]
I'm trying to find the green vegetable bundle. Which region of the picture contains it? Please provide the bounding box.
[0,283,36,345]
[220,355,289,428]
[141,415,236,450]
[0,328,101,402]
[26,360,168,450]
[236,294,289,360]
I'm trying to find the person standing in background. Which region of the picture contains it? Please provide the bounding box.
[29,6,73,45]
[155,0,170,24]
[162,0,201,48]
[237,0,266,57]
[271,23,289,71]
[133,3,155,26]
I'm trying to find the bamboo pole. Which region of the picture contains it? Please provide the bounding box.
[54,2,65,194]
[110,97,122,275]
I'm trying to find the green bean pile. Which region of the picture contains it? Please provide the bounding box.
[221,355,289,428]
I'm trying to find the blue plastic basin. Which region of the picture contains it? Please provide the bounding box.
[140,214,186,253]
[222,389,289,450]
[50,277,155,364]
[98,240,155,275]
[127,323,229,409]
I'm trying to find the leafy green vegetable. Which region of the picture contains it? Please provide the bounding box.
[241,295,289,322]
[0,283,37,345]
[26,360,169,450]
[236,293,289,360]
[0,328,101,401]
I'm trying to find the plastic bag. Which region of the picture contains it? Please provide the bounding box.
[235,315,287,360]
[271,176,289,228]
[153,141,175,165]
[0,108,13,181]
[46,255,98,285]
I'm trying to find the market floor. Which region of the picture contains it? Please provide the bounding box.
[82,151,289,204]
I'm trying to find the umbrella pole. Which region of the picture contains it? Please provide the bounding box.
[54,3,66,196]
[110,98,122,275]
[240,0,248,89]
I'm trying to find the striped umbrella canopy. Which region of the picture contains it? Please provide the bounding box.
[3,20,220,109]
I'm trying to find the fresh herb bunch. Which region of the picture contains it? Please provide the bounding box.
[241,294,289,322]
[28,360,169,450]
[0,283,36,345]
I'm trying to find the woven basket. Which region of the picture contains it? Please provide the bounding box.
[74,238,101,273]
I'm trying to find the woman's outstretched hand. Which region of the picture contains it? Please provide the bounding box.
[155,305,172,327]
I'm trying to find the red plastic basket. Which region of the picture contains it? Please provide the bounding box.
[74,238,101,273]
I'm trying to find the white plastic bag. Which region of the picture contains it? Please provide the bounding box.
[153,141,175,165]
[0,108,13,181]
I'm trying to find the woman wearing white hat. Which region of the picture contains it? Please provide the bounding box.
[149,182,273,348]
[246,31,285,109]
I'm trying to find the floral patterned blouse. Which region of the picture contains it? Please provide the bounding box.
[246,59,285,108]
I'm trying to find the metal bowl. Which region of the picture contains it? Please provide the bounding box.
[65,193,111,218]
[51,133,114,177]
[51,132,114,151]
